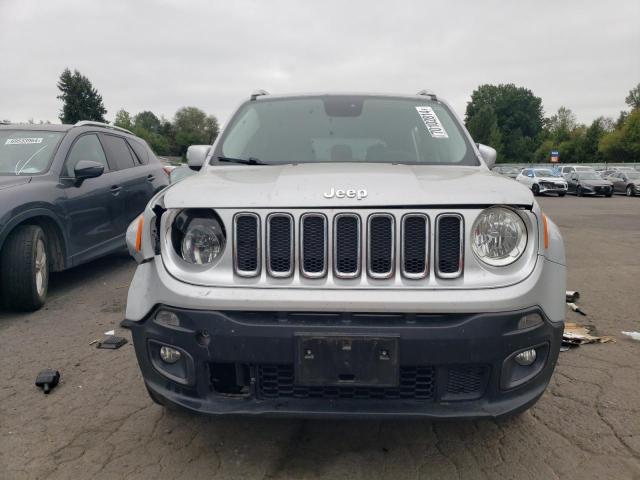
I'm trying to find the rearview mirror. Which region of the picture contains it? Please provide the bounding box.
[74,160,104,182]
[186,145,211,171]
[477,144,497,169]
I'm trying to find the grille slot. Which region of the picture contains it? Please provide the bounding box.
[257,365,435,400]
[233,214,260,276]
[401,214,428,278]
[267,214,294,277]
[367,214,394,278]
[300,214,328,278]
[436,214,463,278]
[443,365,490,401]
[333,214,361,278]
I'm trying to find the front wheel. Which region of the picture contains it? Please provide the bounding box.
[576,185,583,197]
[0,225,49,311]
[532,184,540,196]
[627,186,635,197]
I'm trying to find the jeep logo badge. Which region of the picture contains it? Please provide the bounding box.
[323,188,368,200]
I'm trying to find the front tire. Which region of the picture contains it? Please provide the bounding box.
[627,186,634,197]
[0,225,49,311]
[532,184,540,196]
[576,185,583,197]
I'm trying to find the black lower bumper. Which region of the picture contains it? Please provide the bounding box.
[122,307,563,419]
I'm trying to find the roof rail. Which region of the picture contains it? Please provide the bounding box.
[416,89,437,101]
[74,120,134,135]
[250,89,270,101]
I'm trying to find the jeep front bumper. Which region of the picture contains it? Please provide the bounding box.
[122,256,565,418]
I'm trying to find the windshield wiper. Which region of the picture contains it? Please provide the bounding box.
[216,156,266,165]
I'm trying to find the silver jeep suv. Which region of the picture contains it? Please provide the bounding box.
[123,91,566,418]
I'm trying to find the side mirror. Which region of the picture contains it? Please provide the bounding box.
[477,144,497,169]
[186,145,211,171]
[74,160,104,182]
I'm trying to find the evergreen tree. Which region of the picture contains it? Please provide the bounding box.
[56,68,107,124]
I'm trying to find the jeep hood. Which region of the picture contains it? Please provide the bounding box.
[0,176,31,192]
[163,163,534,208]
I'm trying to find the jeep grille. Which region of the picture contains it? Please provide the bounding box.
[233,211,463,281]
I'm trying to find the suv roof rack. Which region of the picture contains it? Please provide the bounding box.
[416,89,437,101]
[74,120,134,135]
[250,89,270,101]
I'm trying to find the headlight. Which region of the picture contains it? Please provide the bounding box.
[471,207,527,267]
[172,209,226,265]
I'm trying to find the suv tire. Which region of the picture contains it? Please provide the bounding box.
[627,186,634,197]
[1,225,49,311]
[532,184,540,196]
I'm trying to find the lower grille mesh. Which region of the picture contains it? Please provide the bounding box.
[257,365,435,400]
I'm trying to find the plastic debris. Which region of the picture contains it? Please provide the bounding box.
[104,329,115,336]
[562,322,614,348]
[35,369,60,394]
[96,336,128,349]
[566,291,580,303]
[621,331,640,341]
[567,302,587,316]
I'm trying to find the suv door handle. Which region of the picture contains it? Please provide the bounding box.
[110,185,122,195]
[147,174,155,182]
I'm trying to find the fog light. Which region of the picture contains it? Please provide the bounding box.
[155,310,180,327]
[517,313,543,330]
[514,349,537,366]
[159,346,182,364]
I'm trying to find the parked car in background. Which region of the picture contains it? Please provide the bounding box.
[605,171,640,196]
[516,168,567,196]
[558,165,596,179]
[491,165,521,179]
[0,122,168,310]
[566,171,613,197]
[169,165,197,183]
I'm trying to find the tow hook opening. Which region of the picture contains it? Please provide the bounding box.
[210,363,252,396]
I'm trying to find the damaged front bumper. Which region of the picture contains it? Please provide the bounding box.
[122,307,562,419]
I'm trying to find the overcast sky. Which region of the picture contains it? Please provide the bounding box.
[1,0,638,126]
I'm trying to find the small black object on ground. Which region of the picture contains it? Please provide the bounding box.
[97,336,128,349]
[35,369,60,394]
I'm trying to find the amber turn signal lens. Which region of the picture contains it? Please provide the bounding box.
[135,215,144,252]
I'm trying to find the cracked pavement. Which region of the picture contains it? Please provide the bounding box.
[1,196,639,479]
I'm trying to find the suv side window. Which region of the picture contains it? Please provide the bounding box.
[127,138,149,165]
[101,134,137,170]
[65,133,109,176]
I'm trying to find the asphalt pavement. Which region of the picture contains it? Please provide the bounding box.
[1,195,639,479]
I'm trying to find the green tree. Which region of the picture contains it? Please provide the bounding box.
[600,109,640,162]
[56,68,107,123]
[133,111,161,134]
[465,84,544,163]
[547,106,578,143]
[625,83,640,111]
[114,109,133,130]
[466,105,503,159]
[173,107,219,155]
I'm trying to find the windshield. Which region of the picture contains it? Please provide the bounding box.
[626,172,640,179]
[577,172,601,180]
[0,130,64,175]
[215,96,478,166]
[534,169,558,177]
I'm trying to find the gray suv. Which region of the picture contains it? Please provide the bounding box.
[123,92,566,419]
[0,122,168,310]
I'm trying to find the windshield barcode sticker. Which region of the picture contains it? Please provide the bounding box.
[5,138,44,145]
[415,107,448,138]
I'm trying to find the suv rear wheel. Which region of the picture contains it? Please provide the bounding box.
[1,225,49,311]
[532,184,540,196]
